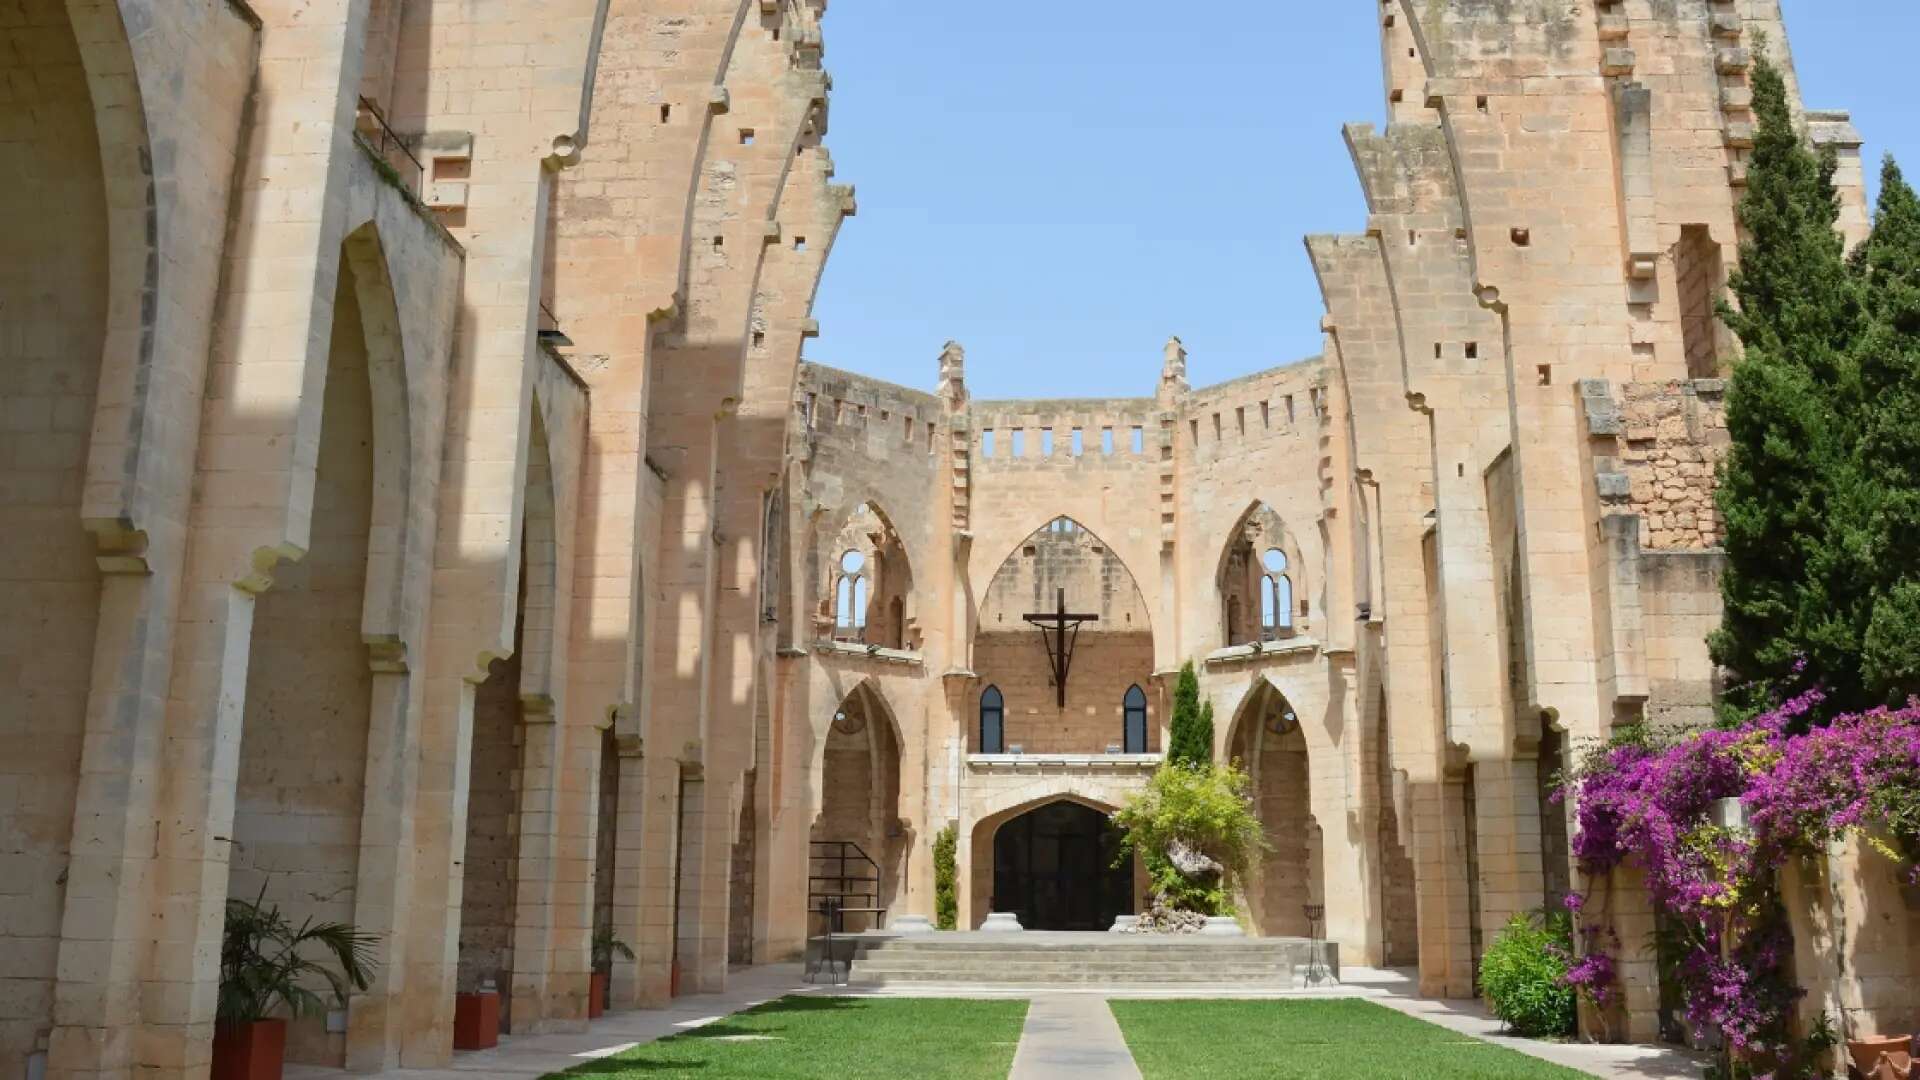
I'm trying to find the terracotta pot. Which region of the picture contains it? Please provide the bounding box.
[589,972,609,1019]
[211,1018,286,1080]
[1848,1034,1913,1078]
[453,991,500,1051]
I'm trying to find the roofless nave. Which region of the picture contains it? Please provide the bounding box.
[3,1,1914,1078]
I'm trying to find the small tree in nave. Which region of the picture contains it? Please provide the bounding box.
[1167,661,1214,767]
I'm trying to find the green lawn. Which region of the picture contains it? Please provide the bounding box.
[548,996,1028,1079]
[1108,999,1592,1079]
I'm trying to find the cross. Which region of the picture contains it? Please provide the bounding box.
[1023,588,1100,708]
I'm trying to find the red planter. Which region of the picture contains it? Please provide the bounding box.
[453,992,500,1051]
[589,972,610,1019]
[1848,1034,1913,1080]
[211,1018,287,1080]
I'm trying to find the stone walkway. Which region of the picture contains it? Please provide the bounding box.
[1009,995,1142,1080]
[278,962,1710,1080]
[284,964,815,1080]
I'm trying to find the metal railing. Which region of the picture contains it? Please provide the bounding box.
[355,96,424,198]
[807,840,883,932]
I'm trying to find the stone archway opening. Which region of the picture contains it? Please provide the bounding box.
[808,682,903,929]
[1217,502,1309,648]
[228,246,389,1066]
[456,404,558,1034]
[1227,679,1322,938]
[817,502,916,649]
[986,800,1134,932]
[0,5,111,1066]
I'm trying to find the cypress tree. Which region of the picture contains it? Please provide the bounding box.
[1167,661,1214,767]
[1709,52,1869,720]
[1855,160,1920,703]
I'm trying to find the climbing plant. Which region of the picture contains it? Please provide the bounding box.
[1561,695,1920,1076]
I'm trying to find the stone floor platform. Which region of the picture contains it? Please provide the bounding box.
[822,929,1340,989]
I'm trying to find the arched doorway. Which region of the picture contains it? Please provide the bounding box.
[991,801,1133,931]
[1227,679,1321,938]
[809,683,904,927]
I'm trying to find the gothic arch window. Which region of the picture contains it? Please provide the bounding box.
[1261,548,1294,638]
[980,685,1006,754]
[835,549,868,641]
[1123,685,1148,754]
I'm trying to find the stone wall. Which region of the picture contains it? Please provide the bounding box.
[1233,721,1316,938]
[460,647,523,1018]
[1620,380,1729,551]
[0,2,107,1065]
[970,633,1157,755]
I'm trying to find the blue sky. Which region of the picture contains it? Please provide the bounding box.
[806,3,1919,400]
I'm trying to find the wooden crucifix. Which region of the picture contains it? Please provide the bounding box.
[1023,587,1100,708]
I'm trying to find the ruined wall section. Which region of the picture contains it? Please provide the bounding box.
[1406,0,1657,749]
[549,0,753,752]
[1177,363,1328,663]
[546,0,755,1013]
[1582,377,1728,732]
[965,395,1167,667]
[793,365,943,647]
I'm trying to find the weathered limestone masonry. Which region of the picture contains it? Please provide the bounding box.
[0,0,846,1076]
[3,2,1912,1077]
[770,0,1908,1055]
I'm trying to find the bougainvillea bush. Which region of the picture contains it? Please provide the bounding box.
[1561,695,1920,1075]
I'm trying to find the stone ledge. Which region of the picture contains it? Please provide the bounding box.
[812,640,925,667]
[1203,639,1321,667]
[966,753,1164,773]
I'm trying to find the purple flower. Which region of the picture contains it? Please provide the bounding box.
[1560,700,1920,1068]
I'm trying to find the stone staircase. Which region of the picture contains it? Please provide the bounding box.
[841,934,1337,989]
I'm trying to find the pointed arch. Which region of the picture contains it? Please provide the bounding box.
[978,515,1154,639]
[516,398,561,701]
[1217,501,1309,647]
[809,677,908,920]
[817,500,916,648]
[1225,677,1322,938]
[340,222,416,645]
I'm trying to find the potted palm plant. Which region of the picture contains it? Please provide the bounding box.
[215,885,377,1080]
[589,925,634,1019]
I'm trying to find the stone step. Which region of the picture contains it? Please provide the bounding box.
[815,934,1338,990]
[857,942,1307,956]
[852,955,1297,969]
[856,969,1298,986]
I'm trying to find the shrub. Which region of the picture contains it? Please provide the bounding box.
[1112,761,1265,914]
[1480,911,1576,1038]
[933,823,958,930]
